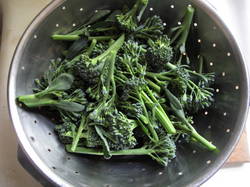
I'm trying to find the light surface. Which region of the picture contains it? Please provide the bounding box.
[0,0,249,186]
[0,1,51,186]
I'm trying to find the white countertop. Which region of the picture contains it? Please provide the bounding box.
[0,0,249,186]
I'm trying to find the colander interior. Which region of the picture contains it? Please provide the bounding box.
[9,0,248,186]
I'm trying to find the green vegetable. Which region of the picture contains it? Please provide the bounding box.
[18,73,86,112]
[116,0,148,32]
[17,1,217,166]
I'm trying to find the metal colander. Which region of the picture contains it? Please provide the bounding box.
[8,0,249,186]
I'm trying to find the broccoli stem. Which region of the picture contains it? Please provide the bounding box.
[52,34,116,42]
[191,130,217,151]
[146,79,161,93]
[171,6,195,52]
[128,0,145,18]
[136,120,156,142]
[175,123,216,151]
[141,90,176,134]
[91,34,125,65]
[146,72,172,81]
[71,116,86,152]
[164,88,216,151]
[90,26,117,32]
[137,91,159,142]
[88,35,117,41]
[86,39,97,56]
[66,145,157,156]
[198,55,204,74]
[52,34,80,41]
[18,94,57,108]
[144,86,165,114]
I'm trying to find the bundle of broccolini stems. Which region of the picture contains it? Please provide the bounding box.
[17,0,217,166]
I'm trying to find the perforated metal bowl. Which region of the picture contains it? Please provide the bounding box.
[8,0,249,186]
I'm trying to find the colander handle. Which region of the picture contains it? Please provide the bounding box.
[17,145,55,186]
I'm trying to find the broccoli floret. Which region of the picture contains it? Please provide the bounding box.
[120,40,147,62]
[55,122,77,144]
[146,35,173,71]
[135,15,165,39]
[116,0,148,32]
[106,110,137,150]
[91,42,109,57]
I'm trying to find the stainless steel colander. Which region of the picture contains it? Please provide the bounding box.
[8,0,249,186]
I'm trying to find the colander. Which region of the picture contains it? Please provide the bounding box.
[8,0,249,186]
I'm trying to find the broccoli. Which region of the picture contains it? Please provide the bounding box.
[17,73,86,112]
[146,61,215,113]
[51,10,116,41]
[170,6,195,64]
[116,0,149,32]
[16,0,217,167]
[104,110,138,150]
[65,134,176,166]
[116,45,176,135]
[135,15,165,39]
[146,35,173,71]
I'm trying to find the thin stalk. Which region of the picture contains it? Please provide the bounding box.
[88,35,117,41]
[90,26,117,32]
[137,120,155,142]
[86,39,97,56]
[198,55,204,74]
[146,72,171,81]
[52,35,116,41]
[141,91,176,134]
[66,145,155,156]
[144,87,165,114]
[91,34,125,65]
[137,90,159,142]
[71,116,86,152]
[51,34,80,41]
[175,123,216,151]
[174,6,195,50]
[146,79,161,93]
[18,94,56,108]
